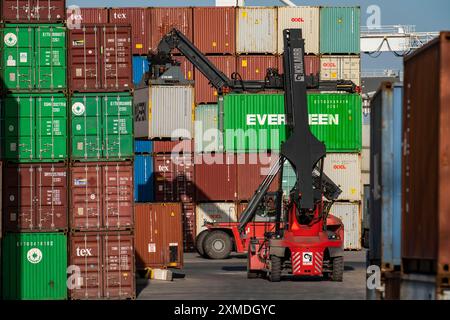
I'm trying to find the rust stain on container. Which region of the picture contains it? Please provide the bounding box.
[3,163,68,232]
[402,32,450,276]
[2,0,66,23]
[195,56,236,104]
[70,161,134,231]
[194,153,238,201]
[68,24,133,93]
[193,7,235,54]
[69,232,135,300]
[67,7,109,25]
[135,203,183,269]
[277,54,320,76]
[109,8,152,55]
[237,55,278,81]
[153,140,193,154]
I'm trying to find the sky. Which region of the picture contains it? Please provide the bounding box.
[66,0,450,71]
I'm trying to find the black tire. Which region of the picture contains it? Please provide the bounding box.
[195,230,209,258]
[269,256,281,282]
[203,230,233,260]
[331,256,344,282]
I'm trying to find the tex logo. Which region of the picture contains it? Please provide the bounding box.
[4,33,18,47]
[27,248,43,264]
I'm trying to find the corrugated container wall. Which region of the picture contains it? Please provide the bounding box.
[134,85,194,139]
[277,6,320,54]
[173,56,195,81]
[2,233,67,300]
[109,8,152,55]
[402,32,450,277]
[66,7,109,25]
[135,139,152,154]
[196,203,238,235]
[193,7,235,54]
[135,203,183,269]
[153,140,193,154]
[277,54,320,76]
[134,155,154,202]
[236,56,278,81]
[331,202,362,250]
[320,56,361,86]
[1,0,66,23]
[132,56,149,86]
[182,202,196,252]
[320,7,360,54]
[236,7,277,54]
[195,104,220,153]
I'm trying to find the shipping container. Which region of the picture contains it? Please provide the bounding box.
[195,56,236,104]
[153,154,194,203]
[331,202,362,250]
[236,55,278,81]
[277,6,320,54]
[3,163,68,232]
[150,7,193,52]
[236,7,277,54]
[134,85,194,139]
[194,104,220,153]
[320,55,361,86]
[153,139,193,154]
[134,154,154,203]
[1,0,66,23]
[320,7,360,54]
[194,153,237,201]
[132,56,149,86]
[69,232,135,299]
[70,92,133,161]
[135,203,183,269]
[1,24,67,91]
[369,82,403,270]
[182,202,196,251]
[172,56,195,81]
[193,7,235,54]
[66,7,109,26]
[1,93,68,162]
[68,24,132,92]
[2,232,67,300]
[400,273,450,300]
[109,8,151,55]
[134,139,152,154]
[277,54,320,76]
[402,32,450,276]
[196,202,238,235]
[70,161,134,231]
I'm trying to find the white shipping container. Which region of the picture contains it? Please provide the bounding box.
[134,85,194,139]
[324,153,362,201]
[277,6,320,54]
[237,7,277,54]
[320,56,361,86]
[196,203,238,235]
[331,202,362,250]
[362,147,370,172]
[400,273,450,300]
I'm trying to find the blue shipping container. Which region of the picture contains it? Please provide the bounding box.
[133,56,149,86]
[134,154,154,202]
[135,140,153,154]
[369,82,403,269]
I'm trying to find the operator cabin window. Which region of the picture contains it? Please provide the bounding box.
[254,193,278,222]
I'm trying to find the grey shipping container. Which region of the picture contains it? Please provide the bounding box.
[194,104,221,153]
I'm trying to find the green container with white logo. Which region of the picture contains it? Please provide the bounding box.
[1,24,67,92]
[2,233,68,300]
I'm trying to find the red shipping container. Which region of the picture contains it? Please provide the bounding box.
[68,24,133,92]
[182,202,196,252]
[172,56,195,81]
[66,7,108,26]
[1,0,66,23]
[3,163,68,232]
[153,154,194,203]
[109,8,152,55]
[70,162,134,231]
[236,55,278,81]
[69,232,135,300]
[277,54,320,76]
[195,56,236,104]
[194,153,238,201]
[153,140,193,154]
[193,7,236,54]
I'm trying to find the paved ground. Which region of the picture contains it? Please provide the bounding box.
[137,250,367,300]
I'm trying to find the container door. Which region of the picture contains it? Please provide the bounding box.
[1,1,33,22]
[154,155,175,202]
[134,155,154,202]
[174,154,194,202]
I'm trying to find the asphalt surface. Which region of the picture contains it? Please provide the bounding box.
[137,250,367,300]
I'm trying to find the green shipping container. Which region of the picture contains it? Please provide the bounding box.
[320,7,360,54]
[1,24,67,91]
[2,233,68,300]
[1,93,68,162]
[223,93,362,152]
[71,92,133,161]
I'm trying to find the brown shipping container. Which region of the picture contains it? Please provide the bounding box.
[402,32,450,277]
[193,7,236,54]
[172,56,195,81]
[3,163,68,232]
[153,154,194,203]
[70,162,134,231]
[69,232,135,300]
[236,55,278,81]
[135,203,183,269]
[277,54,320,76]
[150,7,193,52]
[109,8,152,55]
[68,24,133,92]
[1,0,65,23]
[182,202,196,252]
[66,7,109,25]
[153,140,194,154]
[236,153,280,201]
[194,153,238,201]
[195,56,236,104]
